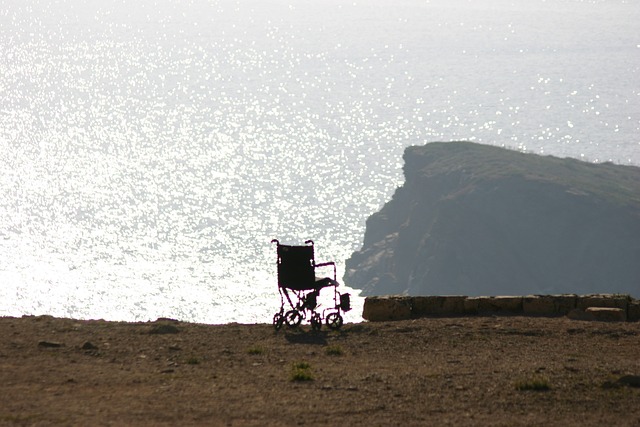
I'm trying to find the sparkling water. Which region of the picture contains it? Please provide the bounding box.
[1,0,638,323]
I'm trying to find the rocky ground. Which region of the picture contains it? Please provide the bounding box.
[1,315,639,426]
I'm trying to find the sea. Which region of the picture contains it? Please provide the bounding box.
[1,0,638,324]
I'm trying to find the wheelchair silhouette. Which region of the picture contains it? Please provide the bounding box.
[271,239,351,330]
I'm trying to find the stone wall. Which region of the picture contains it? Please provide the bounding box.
[362,294,640,322]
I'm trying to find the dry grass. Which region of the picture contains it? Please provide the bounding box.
[0,315,639,426]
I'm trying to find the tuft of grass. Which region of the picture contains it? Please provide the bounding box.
[612,294,632,302]
[186,356,201,365]
[290,361,314,382]
[515,375,551,391]
[325,345,344,356]
[291,369,314,382]
[293,361,311,370]
[247,346,265,355]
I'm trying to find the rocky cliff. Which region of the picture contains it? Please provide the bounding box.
[344,142,640,297]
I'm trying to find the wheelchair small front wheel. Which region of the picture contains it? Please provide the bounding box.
[310,313,322,331]
[273,313,284,330]
[285,310,303,328]
[326,312,343,330]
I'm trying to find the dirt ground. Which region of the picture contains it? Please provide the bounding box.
[0,314,639,426]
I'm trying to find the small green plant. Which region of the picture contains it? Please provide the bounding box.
[325,345,344,356]
[247,346,265,355]
[612,294,632,302]
[515,376,551,391]
[186,356,201,365]
[290,361,314,382]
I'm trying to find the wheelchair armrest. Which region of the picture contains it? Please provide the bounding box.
[314,262,335,268]
[314,261,337,281]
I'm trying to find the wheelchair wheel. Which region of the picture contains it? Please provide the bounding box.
[326,312,343,330]
[285,310,303,328]
[310,313,322,331]
[273,313,284,330]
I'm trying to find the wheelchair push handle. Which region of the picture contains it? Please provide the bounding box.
[271,239,314,246]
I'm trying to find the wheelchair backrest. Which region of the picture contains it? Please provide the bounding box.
[276,244,315,290]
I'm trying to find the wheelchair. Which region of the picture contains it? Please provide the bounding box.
[271,239,351,331]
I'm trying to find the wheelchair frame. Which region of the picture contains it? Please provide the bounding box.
[271,239,351,330]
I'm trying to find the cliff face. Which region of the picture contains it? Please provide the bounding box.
[344,142,640,297]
